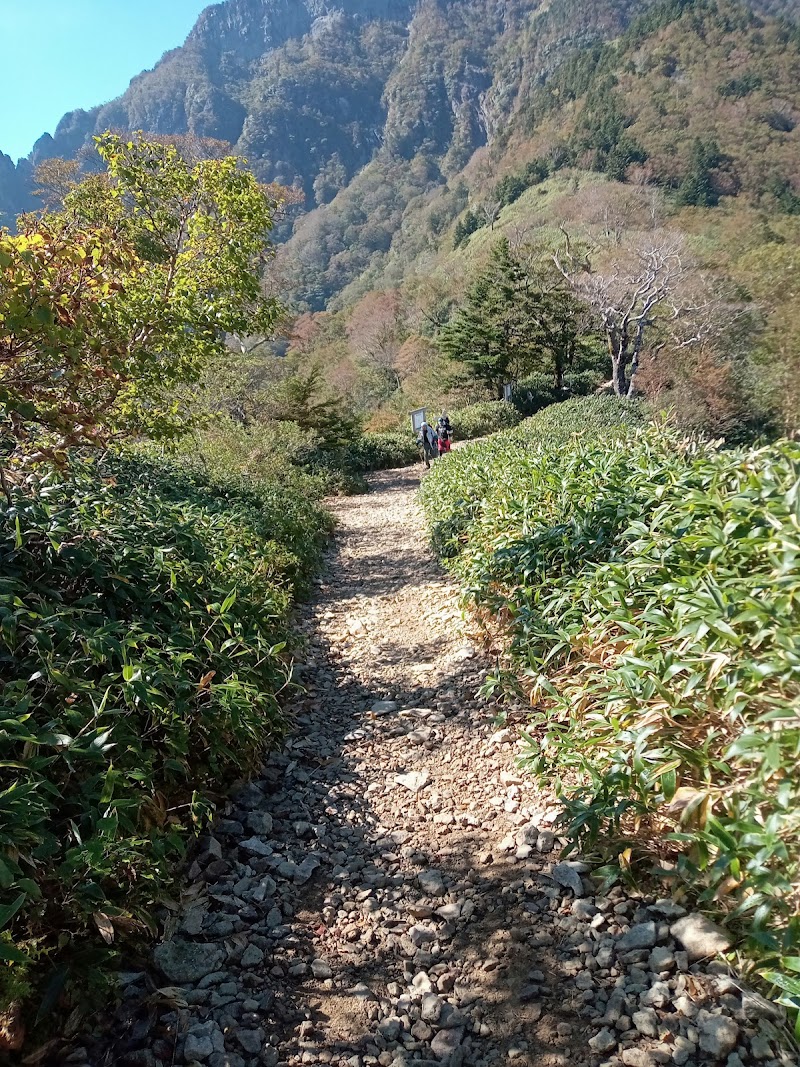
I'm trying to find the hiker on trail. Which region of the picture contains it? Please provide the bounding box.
[417,421,438,468]
[437,427,449,458]
[437,412,452,454]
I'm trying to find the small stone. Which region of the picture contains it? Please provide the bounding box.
[572,900,598,920]
[589,1028,617,1054]
[430,1026,464,1060]
[418,869,446,897]
[622,1051,655,1067]
[670,913,732,961]
[617,922,657,951]
[632,1008,659,1037]
[236,1030,264,1055]
[377,1017,402,1041]
[408,727,434,744]
[240,945,265,969]
[411,971,434,994]
[550,863,584,896]
[641,981,671,1009]
[674,995,696,1018]
[421,994,443,1023]
[490,728,512,744]
[239,837,273,857]
[411,1020,433,1041]
[312,959,333,979]
[518,821,540,846]
[371,701,398,715]
[154,941,224,984]
[537,831,556,853]
[749,1033,773,1060]
[294,855,320,884]
[180,909,206,936]
[247,811,273,835]
[408,924,437,947]
[184,1032,214,1061]
[698,1015,739,1060]
[648,946,675,972]
[395,770,430,793]
[671,1036,696,1066]
[740,988,786,1024]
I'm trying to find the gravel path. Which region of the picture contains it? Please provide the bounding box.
[79,466,795,1067]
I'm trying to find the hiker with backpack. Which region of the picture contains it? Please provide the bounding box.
[416,421,438,468]
[436,412,452,455]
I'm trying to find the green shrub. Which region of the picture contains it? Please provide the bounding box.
[0,453,330,1019]
[450,400,524,441]
[422,399,800,990]
[512,370,605,415]
[348,430,420,472]
[185,417,422,494]
[421,397,645,557]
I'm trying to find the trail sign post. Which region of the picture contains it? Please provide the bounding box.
[411,408,426,433]
[502,383,513,402]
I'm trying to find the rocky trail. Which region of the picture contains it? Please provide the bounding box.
[76,466,794,1067]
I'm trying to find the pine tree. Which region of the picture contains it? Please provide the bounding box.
[438,239,590,394]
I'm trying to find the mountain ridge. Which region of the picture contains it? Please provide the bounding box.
[1,0,798,258]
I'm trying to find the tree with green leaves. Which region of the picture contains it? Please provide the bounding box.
[438,239,592,395]
[0,133,279,463]
[257,365,360,450]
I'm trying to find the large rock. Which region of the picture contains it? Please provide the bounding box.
[154,940,224,984]
[670,913,732,960]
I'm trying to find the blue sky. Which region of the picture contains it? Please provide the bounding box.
[0,0,212,161]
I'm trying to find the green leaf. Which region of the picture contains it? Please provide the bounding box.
[0,893,27,929]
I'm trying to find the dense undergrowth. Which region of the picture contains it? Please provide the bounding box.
[187,398,528,495]
[421,397,800,1013]
[0,453,330,1027]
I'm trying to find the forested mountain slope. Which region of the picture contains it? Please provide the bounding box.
[281,0,800,307]
[1,0,797,236]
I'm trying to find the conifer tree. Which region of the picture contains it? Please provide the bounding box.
[438,239,590,394]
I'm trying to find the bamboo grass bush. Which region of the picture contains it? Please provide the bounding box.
[421,397,800,1015]
[0,453,330,1021]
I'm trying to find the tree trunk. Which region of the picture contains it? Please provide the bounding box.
[611,354,628,396]
[626,355,640,398]
[554,359,565,391]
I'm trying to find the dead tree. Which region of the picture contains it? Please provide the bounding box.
[554,231,713,398]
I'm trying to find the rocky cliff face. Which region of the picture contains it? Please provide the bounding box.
[0,0,796,231]
[0,0,658,223]
[0,153,34,224]
[0,0,418,224]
